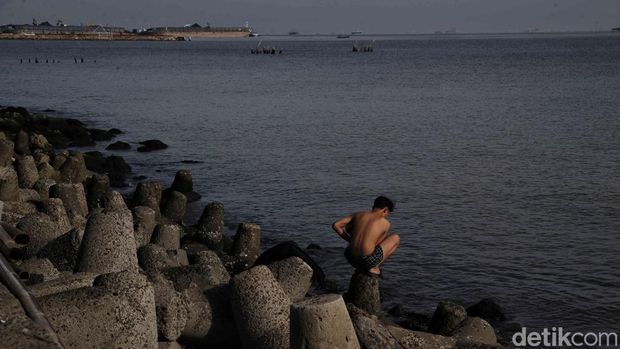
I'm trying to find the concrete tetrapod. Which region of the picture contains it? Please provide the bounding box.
[75,209,139,274]
[290,294,361,349]
[231,265,291,349]
[347,270,381,315]
[37,270,158,349]
[268,256,313,302]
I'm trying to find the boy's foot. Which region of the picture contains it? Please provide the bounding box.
[368,267,381,276]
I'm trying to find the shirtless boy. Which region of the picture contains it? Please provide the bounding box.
[332,196,400,275]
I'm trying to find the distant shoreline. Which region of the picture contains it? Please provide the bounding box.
[0,31,250,41]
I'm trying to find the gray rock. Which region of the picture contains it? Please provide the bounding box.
[466,298,507,322]
[347,270,381,315]
[290,294,361,349]
[0,166,20,201]
[133,205,157,247]
[161,190,187,222]
[0,139,15,167]
[268,256,313,302]
[75,210,139,274]
[428,301,468,336]
[151,223,182,250]
[58,152,88,184]
[230,265,290,349]
[105,140,131,150]
[16,155,39,188]
[132,180,162,219]
[195,201,224,249]
[231,222,261,272]
[38,270,158,349]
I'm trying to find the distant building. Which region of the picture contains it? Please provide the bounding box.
[0,24,126,35]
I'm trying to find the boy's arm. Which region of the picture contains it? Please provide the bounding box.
[332,215,353,242]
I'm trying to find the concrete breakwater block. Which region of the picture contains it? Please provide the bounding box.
[133,206,157,247]
[231,265,291,349]
[102,190,130,212]
[268,256,313,302]
[27,272,98,298]
[49,183,88,228]
[37,228,84,271]
[150,274,188,341]
[195,201,224,249]
[37,271,158,349]
[151,223,182,250]
[450,317,497,345]
[37,162,59,182]
[231,223,261,272]
[16,155,39,189]
[0,166,20,201]
[16,257,60,285]
[0,139,14,166]
[346,303,402,349]
[162,250,230,291]
[169,169,201,202]
[17,211,71,258]
[347,270,381,315]
[75,210,139,274]
[15,130,30,155]
[33,178,56,199]
[428,301,468,336]
[58,152,88,184]
[161,190,187,223]
[131,180,163,219]
[180,284,239,347]
[85,174,110,210]
[138,243,181,273]
[290,294,361,349]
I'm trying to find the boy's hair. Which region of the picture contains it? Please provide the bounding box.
[373,196,394,212]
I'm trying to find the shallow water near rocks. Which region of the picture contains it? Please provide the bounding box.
[1,32,619,334]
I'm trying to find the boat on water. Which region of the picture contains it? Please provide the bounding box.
[351,30,362,35]
[336,34,350,39]
[249,32,259,37]
[612,27,620,31]
[288,31,299,36]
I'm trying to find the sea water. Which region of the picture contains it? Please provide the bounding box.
[1,32,619,333]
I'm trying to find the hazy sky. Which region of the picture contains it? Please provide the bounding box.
[0,0,618,34]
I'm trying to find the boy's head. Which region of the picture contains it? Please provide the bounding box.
[373,196,394,214]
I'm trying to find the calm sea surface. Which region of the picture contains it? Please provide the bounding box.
[1,32,619,333]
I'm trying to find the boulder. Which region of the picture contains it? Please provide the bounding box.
[347,270,381,315]
[65,125,94,147]
[231,223,261,272]
[0,139,14,166]
[88,128,113,141]
[131,180,162,219]
[105,155,131,187]
[0,166,20,201]
[59,152,88,184]
[105,140,131,150]
[161,190,186,222]
[151,223,182,250]
[428,301,468,336]
[38,271,158,349]
[133,206,157,247]
[195,201,224,249]
[75,210,139,274]
[37,228,84,271]
[16,155,39,188]
[137,139,168,152]
[451,317,497,345]
[82,151,105,173]
[230,265,290,349]
[267,256,313,302]
[290,294,360,349]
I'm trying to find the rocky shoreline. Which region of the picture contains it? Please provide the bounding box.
[0,106,513,348]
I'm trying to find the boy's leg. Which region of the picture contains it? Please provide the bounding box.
[368,233,401,274]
